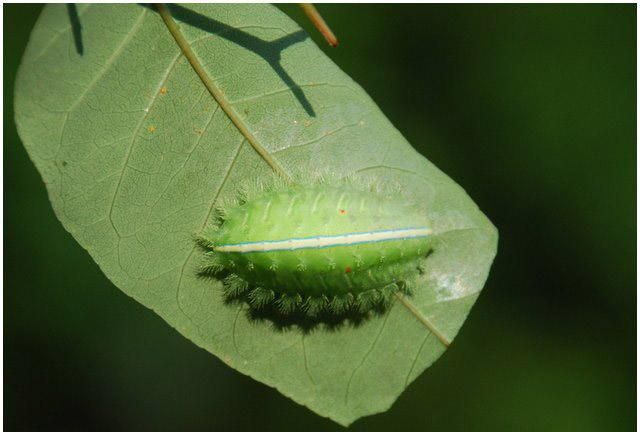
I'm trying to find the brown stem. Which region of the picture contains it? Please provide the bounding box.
[299,3,338,47]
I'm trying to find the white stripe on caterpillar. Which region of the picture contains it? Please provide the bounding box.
[214,227,431,253]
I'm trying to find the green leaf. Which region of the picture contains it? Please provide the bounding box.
[15,4,497,425]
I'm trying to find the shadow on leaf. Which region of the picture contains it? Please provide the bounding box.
[143,3,316,116]
[226,289,389,333]
[67,4,83,55]
[195,266,389,333]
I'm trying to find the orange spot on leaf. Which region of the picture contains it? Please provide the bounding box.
[160,87,168,95]
[147,125,156,133]
[345,266,352,274]
[339,209,347,215]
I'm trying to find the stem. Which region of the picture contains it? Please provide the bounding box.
[395,293,451,347]
[299,4,338,47]
[155,4,292,182]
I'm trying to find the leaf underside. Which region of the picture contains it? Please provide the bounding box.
[15,4,497,426]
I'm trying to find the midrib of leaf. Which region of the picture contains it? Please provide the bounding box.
[154,4,450,348]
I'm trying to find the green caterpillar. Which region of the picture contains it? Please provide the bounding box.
[198,177,433,315]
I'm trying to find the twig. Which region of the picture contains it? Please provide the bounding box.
[299,3,338,47]
[155,4,292,182]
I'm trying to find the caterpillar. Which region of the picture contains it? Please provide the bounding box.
[198,176,433,315]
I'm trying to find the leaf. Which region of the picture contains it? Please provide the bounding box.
[15,4,497,425]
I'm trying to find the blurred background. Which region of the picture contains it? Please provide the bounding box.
[4,4,635,431]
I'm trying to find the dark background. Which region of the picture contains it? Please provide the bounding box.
[5,4,635,431]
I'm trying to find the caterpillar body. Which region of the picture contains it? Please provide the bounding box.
[199,178,433,315]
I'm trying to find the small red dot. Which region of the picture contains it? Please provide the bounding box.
[339,209,347,215]
[345,266,352,273]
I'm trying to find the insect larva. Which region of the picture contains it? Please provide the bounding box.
[198,177,433,315]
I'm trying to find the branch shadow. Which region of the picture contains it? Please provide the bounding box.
[144,4,316,117]
[67,4,83,55]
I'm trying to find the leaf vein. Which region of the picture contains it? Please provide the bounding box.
[301,335,316,386]
[175,138,245,323]
[107,52,182,237]
[272,116,368,154]
[148,103,221,211]
[404,332,432,389]
[65,8,147,114]
[344,310,391,406]
[29,4,94,62]
[229,82,357,106]
[232,306,248,361]
[189,24,292,46]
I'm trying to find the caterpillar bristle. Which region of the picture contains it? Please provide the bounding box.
[276,293,302,314]
[379,283,398,304]
[329,294,353,314]
[356,289,380,312]
[214,205,229,222]
[195,236,212,250]
[223,274,249,296]
[248,287,275,308]
[303,296,328,316]
[202,263,224,276]
[399,278,415,295]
